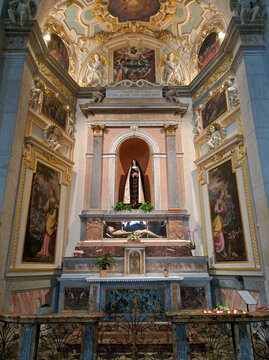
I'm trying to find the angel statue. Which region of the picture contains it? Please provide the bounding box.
[84,53,108,86]
[230,0,261,25]
[160,53,184,85]
[8,0,37,27]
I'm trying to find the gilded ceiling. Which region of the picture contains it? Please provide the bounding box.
[39,0,232,85]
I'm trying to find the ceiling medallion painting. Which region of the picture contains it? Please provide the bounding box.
[108,0,160,22]
[92,0,177,31]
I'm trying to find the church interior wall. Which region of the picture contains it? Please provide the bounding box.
[1,0,269,315]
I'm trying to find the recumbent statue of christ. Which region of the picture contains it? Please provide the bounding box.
[123,159,146,208]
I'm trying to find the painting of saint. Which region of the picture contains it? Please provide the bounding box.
[208,160,247,262]
[41,93,67,130]
[22,162,60,263]
[103,220,166,239]
[198,32,220,71]
[202,90,227,128]
[108,0,160,22]
[114,47,155,84]
[47,34,69,71]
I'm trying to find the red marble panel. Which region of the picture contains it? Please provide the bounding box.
[218,288,261,311]
[85,219,102,240]
[9,289,52,314]
[168,218,184,239]
[147,261,205,272]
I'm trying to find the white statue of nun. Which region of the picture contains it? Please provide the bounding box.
[123,159,145,208]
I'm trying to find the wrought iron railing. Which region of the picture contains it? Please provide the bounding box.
[1,311,269,359]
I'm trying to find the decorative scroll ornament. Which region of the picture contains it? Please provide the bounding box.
[35,58,76,105]
[193,53,233,102]
[206,122,225,150]
[163,124,178,135]
[88,90,105,103]
[92,0,177,32]
[43,125,63,152]
[91,124,106,136]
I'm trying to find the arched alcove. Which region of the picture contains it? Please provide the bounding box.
[117,138,152,204]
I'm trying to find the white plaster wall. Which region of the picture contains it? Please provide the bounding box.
[66,99,88,255]
[181,99,204,255]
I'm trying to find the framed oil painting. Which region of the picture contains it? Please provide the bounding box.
[22,162,61,263]
[42,92,67,130]
[198,32,220,71]
[202,90,227,128]
[47,33,69,71]
[208,160,246,262]
[114,47,155,83]
[103,220,167,239]
[108,0,160,22]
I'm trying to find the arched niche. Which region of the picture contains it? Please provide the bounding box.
[117,138,152,204]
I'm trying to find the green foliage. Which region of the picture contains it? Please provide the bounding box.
[139,202,154,212]
[95,249,115,270]
[112,202,132,211]
[187,242,196,250]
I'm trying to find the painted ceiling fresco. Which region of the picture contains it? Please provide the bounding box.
[41,0,232,84]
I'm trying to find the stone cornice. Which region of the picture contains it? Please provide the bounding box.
[80,101,189,117]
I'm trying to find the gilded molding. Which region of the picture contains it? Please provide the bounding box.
[35,58,76,105]
[163,124,178,135]
[241,159,260,267]
[9,143,73,270]
[193,53,233,102]
[91,124,106,136]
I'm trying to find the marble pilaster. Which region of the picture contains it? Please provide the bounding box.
[165,125,180,209]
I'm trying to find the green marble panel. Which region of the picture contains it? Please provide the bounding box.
[182,2,203,35]
[104,288,166,314]
[64,4,85,35]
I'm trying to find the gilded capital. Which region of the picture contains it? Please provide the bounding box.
[91,124,106,136]
[164,124,178,135]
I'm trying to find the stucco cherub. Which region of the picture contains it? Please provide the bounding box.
[84,53,108,86]
[231,0,261,24]
[8,0,37,27]
[160,53,184,85]
[30,79,42,112]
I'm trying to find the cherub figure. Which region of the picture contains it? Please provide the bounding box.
[162,53,184,85]
[30,79,41,111]
[85,54,107,86]
[231,0,261,24]
[8,0,37,27]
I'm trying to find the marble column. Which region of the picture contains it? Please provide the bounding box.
[90,125,105,209]
[164,124,180,209]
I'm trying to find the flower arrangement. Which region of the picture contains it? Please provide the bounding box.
[128,232,140,241]
[73,250,84,257]
[95,249,115,270]
[186,227,198,250]
[112,202,132,211]
[139,202,154,212]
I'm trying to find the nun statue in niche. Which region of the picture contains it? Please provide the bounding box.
[123,159,145,208]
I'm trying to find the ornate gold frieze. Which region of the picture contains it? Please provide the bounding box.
[193,53,233,102]
[35,58,76,105]
[163,124,178,135]
[91,124,106,136]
